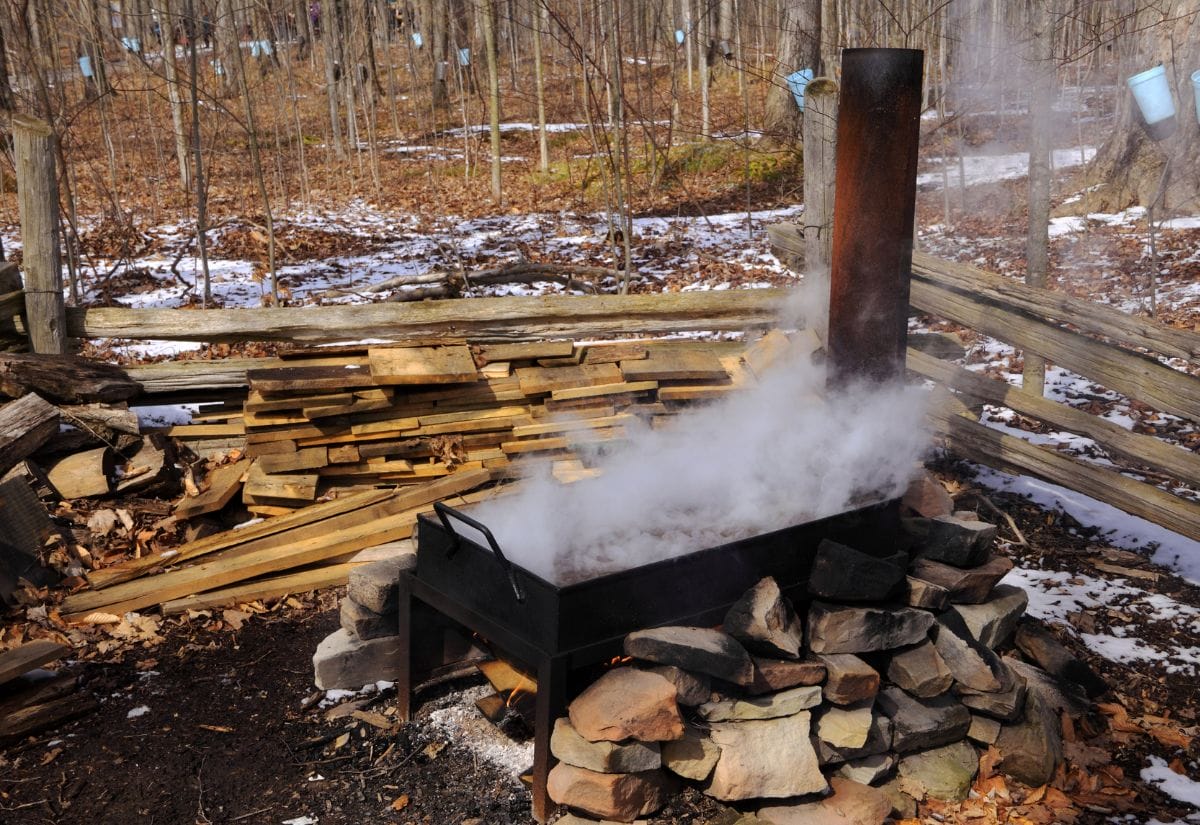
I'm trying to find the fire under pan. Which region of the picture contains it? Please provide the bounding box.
[395,498,901,821]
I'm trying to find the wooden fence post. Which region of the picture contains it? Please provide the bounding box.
[13,115,67,355]
[802,77,838,273]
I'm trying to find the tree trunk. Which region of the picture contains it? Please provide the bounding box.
[215,0,244,97]
[482,0,501,202]
[1081,2,1200,213]
[0,14,14,111]
[761,0,820,145]
[159,3,192,192]
[1024,0,1055,396]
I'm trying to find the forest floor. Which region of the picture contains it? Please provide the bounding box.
[2,76,1200,822]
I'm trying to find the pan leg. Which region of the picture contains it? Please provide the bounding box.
[531,654,568,822]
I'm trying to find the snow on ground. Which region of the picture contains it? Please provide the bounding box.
[917,146,1096,190]
[1142,758,1200,808]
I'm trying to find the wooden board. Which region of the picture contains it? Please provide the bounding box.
[248,364,379,394]
[549,381,657,401]
[164,422,247,437]
[174,460,250,521]
[161,564,360,614]
[246,390,355,413]
[619,348,729,382]
[368,345,479,385]
[257,447,329,475]
[0,640,69,686]
[476,341,575,364]
[510,414,634,438]
[244,463,318,502]
[515,363,622,396]
[582,343,649,364]
[45,447,113,499]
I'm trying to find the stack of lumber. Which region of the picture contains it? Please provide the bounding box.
[177,337,804,516]
[0,639,96,743]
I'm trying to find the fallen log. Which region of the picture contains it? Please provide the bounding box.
[0,639,70,686]
[0,393,59,476]
[0,353,141,403]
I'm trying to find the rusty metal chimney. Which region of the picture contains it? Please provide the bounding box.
[827,48,924,384]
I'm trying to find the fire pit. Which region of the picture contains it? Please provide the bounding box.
[395,498,902,819]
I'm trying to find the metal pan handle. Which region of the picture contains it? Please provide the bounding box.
[433,501,526,604]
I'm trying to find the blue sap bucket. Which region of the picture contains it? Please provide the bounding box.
[674,29,685,45]
[458,47,470,66]
[1193,70,1200,125]
[121,37,141,53]
[786,68,814,112]
[250,40,260,57]
[1127,65,1176,131]
[412,31,423,48]
[79,55,94,78]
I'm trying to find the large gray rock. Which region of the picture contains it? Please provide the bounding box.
[546,764,675,821]
[808,603,934,655]
[957,664,1027,721]
[875,688,971,753]
[625,627,755,686]
[995,689,1064,787]
[967,714,1002,746]
[932,611,1012,693]
[948,584,1028,649]
[908,556,1013,605]
[748,657,826,695]
[887,641,953,698]
[814,701,875,749]
[834,753,896,786]
[312,628,402,690]
[699,685,822,722]
[1004,659,1090,717]
[1014,619,1108,698]
[807,540,907,603]
[724,577,804,659]
[551,717,662,773]
[757,777,891,825]
[644,665,711,706]
[897,740,979,802]
[707,713,827,801]
[661,726,720,781]
[569,668,685,743]
[347,556,414,615]
[908,515,997,569]
[817,654,879,705]
[815,713,893,765]
[339,596,397,641]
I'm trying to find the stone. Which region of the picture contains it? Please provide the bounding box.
[886,641,953,698]
[748,657,826,695]
[814,701,875,749]
[661,726,720,781]
[339,596,397,641]
[957,665,1027,721]
[724,576,805,659]
[908,556,1013,604]
[905,576,950,610]
[644,665,711,706]
[699,685,822,722]
[625,627,754,686]
[877,777,918,819]
[807,540,907,603]
[1005,658,1090,716]
[551,717,662,773]
[948,584,1028,649]
[707,713,827,801]
[897,740,979,802]
[901,473,954,519]
[817,654,879,705]
[967,714,1002,746]
[908,515,996,569]
[875,688,971,753]
[569,668,684,743]
[995,689,1064,787]
[554,815,650,825]
[932,611,1012,692]
[833,753,896,786]
[808,603,934,655]
[757,777,891,825]
[1014,619,1108,698]
[347,556,414,615]
[546,764,675,821]
[815,713,892,765]
[312,629,402,690]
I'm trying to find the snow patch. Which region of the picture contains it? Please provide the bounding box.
[127,705,150,719]
[1141,757,1200,807]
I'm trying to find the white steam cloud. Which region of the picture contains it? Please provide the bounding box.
[465,318,930,586]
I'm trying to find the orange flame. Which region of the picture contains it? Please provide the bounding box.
[506,676,532,707]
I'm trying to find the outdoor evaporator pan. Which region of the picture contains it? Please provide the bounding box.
[394,47,926,823]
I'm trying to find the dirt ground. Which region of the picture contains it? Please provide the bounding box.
[1,458,1199,825]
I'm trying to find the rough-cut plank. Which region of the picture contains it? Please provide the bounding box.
[368,345,479,385]
[477,341,575,364]
[619,348,729,381]
[913,252,1200,362]
[417,405,528,427]
[515,363,621,396]
[174,459,250,520]
[0,353,140,404]
[86,488,396,590]
[511,414,634,438]
[582,343,649,364]
[248,364,379,394]
[928,391,1200,543]
[164,422,246,437]
[0,687,96,743]
[257,447,328,474]
[910,276,1200,423]
[63,469,491,620]
[246,390,356,413]
[303,397,394,419]
[549,380,657,401]
[69,291,782,344]
[243,463,318,502]
[0,640,69,685]
[59,403,140,435]
[161,564,359,614]
[45,447,113,499]
[0,393,58,476]
[908,348,1200,487]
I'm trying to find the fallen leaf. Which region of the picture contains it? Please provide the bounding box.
[222,609,251,631]
[1147,724,1193,749]
[116,509,135,531]
[199,724,234,733]
[390,794,410,811]
[40,748,62,765]
[79,612,122,625]
[1169,758,1186,775]
[422,740,446,759]
[331,732,350,751]
[1025,785,1048,804]
[978,745,1003,780]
